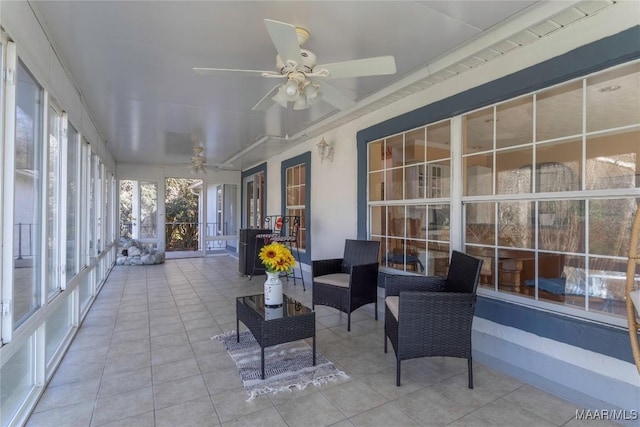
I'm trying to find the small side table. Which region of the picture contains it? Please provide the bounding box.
[236,294,316,379]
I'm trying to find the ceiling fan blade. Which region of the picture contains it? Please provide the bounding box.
[316,56,397,79]
[252,85,281,111]
[318,82,357,110]
[264,19,303,66]
[193,67,278,76]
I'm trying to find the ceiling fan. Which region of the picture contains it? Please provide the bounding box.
[194,19,397,111]
[189,146,236,174]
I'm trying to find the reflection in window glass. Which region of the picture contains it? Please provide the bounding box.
[370,206,385,236]
[368,171,383,201]
[538,200,585,253]
[465,154,493,196]
[498,201,534,249]
[463,107,493,154]
[586,130,639,190]
[14,60,43,327]
[368,139,385,171]
[496,96,533,149]
[536,141,582,192]
[79,270,93,313]
[45,296,72,363]
[405,128,425,164]
[589,198,637,257]
[466,245,495,290]
[386,134,404,168]
[405,164,424,199]
[426,121,451,161]
[465,202,495,245]
[385,168,404,201]
[66,124,79,279]
[537,81,583,141]
[47,105,62,297]
[0,337,34,426]
[497,248,535,297]
[88,152,95,262]
[496,147,533,195]
[587,256,638,316]
[586,62,640,133]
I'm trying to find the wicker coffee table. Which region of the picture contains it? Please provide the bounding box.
[236,294,316,379]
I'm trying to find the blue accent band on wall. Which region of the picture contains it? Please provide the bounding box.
[356,26,640,361]
[356,26,640,239]
[240,162,267,228]
[476,297,637,364]
[281,151,311,263]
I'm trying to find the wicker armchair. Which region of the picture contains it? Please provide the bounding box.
[312,239,381,331]
[384,250,483,387]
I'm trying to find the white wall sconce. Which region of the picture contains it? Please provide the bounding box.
[316,137,334,163]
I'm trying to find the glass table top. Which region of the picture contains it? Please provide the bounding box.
[237,294,312,320]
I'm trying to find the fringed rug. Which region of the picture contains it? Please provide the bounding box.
[214,330,348,401]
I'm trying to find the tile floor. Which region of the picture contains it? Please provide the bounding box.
[26,256,616,426]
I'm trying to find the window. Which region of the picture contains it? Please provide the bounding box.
[14,60,43,327]
[46,103,63,298]
[66,124,79,280]
[463,61,640,320]
[368,120,452,274]
[242,168,266,228]
[87,150,95,263]
[285,163,306,250]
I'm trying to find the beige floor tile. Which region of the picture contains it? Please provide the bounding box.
[155,396,220,427]
[321,379,388,418]
[153,374,209,410]
[92,387,154,426]
[275,391,346,427]
[469,398,556,427]
[349,402,419,426]
[26,400,95,427]
[152,356,201,385]
[98,366,152,398]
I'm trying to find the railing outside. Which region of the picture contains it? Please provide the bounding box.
[14,223,34,259]
[118,222,236,251]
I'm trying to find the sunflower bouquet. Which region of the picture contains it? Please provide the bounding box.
[259,242,296,273]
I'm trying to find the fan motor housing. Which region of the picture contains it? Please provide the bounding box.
[276,49,317,74]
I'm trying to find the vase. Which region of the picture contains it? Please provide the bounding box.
[264,271,283,306]
[264,305,283,320]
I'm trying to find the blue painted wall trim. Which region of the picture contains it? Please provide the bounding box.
[240,162,267,228]
[357,26,640,362]
[476,296,637,364]
[280,151,312,264]
[356,26,640,239]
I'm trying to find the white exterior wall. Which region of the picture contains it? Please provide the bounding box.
[262,1,640,413]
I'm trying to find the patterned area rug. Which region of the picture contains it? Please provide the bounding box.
[214,330,348,401]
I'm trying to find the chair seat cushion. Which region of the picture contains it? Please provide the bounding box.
[315,273,350,288]
[385,296,399,320]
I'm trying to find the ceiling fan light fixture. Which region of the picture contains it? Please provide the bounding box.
[272,85,289,108]
[285,79,299,99]
[303,83,320,104]
[293,95,307,110]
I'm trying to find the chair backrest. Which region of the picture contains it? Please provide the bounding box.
[342,239,380,272]
[444,250,483,293]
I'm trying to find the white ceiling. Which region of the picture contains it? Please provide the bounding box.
[29,0,585,170]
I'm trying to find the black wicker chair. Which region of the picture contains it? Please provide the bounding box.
[384,250,483,387]
[312,239,380,331]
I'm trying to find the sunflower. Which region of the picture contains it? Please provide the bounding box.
[259,242,296,273]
